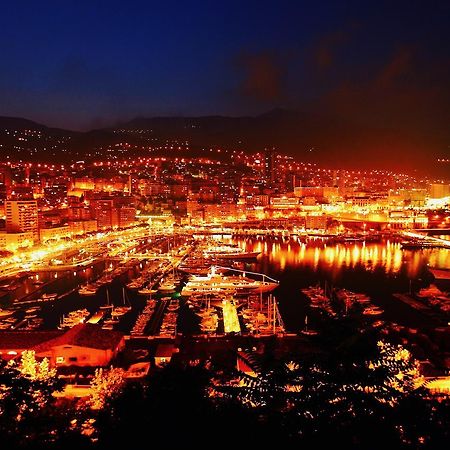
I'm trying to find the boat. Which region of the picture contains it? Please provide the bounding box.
[301,286,336,317]
[111,306,131,318]
[127,279,144,290]
[102,318,119,330]
[130,300,155,335]
[0,309,15,318]
[158,280,176,293]
[417,284,444,298]
[203,245,260,260]
[300,315,319,336]
[59,309,90,329]
[199,312,219,333]
[100,289,113,311]
[41,293,58,300]
[111,288,131,318]
[181,266,278,297]
[78,284,98,296]
[138,287,158,295]
[429,268,450,281]
[362,306,384,316]
[125,362,151,379]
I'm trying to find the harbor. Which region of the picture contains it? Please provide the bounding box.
[0,232,448,373]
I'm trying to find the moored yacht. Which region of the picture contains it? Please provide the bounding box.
[78,284,98,296]
[181,266,278,297]
[203,245,260,260]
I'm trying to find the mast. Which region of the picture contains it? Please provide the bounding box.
[260,274,264,311]
[272,296,276,334]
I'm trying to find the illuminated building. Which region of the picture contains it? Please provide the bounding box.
[5,199,39,243]
[270,196,299,209]
[68,219,97,236]
[99,208,119,229]
[118,206,137,227]
[68,205,92,221]
[43,184,67,201]
[245,194,269,206]
[90,196,134,230]
[430,183,450,199]
[170,183,188,199]
[203,203,239,223]
[39,225,70,242]
[294,186,324,199]
[323,186,340,201]
[388,210,429,229]
[73,177,95,191]
[264,148,277,182]
[305,214,328,230]
[0,230,34,249]
[0,324,125,367]
[154,343,177,367]
[0,166,12,188]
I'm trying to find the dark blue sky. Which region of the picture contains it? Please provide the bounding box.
[0,0,449,132]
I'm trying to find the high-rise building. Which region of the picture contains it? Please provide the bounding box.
[90,199,119,230]
[264,148,277,183]
[5,200,39,242]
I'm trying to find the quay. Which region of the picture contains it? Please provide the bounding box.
[392,293,447,325]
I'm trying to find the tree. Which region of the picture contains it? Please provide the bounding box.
[367,341,424,403]
[18,350,57,381]
[89,367,125,410]
[0,356,81,449]
[211,337,428,449]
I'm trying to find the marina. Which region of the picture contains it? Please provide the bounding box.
[0,234,448,363]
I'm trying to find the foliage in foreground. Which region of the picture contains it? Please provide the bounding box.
[0,337,448,450]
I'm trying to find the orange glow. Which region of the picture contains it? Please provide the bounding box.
[237,237,450,277]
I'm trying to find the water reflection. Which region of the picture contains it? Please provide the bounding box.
[234,237,450,278]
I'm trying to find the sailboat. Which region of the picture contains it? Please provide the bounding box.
[138,274,157,295]
[300,315,319,336]
[100,288,114,311]
[100,288,120,329]
[111,287,132,318]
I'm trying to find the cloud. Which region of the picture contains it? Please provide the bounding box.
[313,30,349,70]
[375,47,413,88]
[235,51,285,103]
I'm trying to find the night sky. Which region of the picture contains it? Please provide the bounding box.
[0,0,449,157]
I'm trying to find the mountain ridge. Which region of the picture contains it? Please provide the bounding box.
[0,111,446,174]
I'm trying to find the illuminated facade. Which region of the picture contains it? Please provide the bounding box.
[5,200,39,243]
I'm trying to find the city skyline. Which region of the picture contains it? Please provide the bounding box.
[0,1,449,169]
[0,2,449,449]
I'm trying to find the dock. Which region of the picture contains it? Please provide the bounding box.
[392,293,446,324]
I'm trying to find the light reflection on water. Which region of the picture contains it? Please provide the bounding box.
[234,237,450,279]
[228,236,450,330]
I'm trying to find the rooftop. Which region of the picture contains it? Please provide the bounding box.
[0,330,63,351]
[33,324,124,353]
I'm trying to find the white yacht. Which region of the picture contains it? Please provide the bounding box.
[203,245,260,260]
[78,284,98,296]
[181,266,278,297]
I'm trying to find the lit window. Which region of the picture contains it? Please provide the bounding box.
[56,356,64,364]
